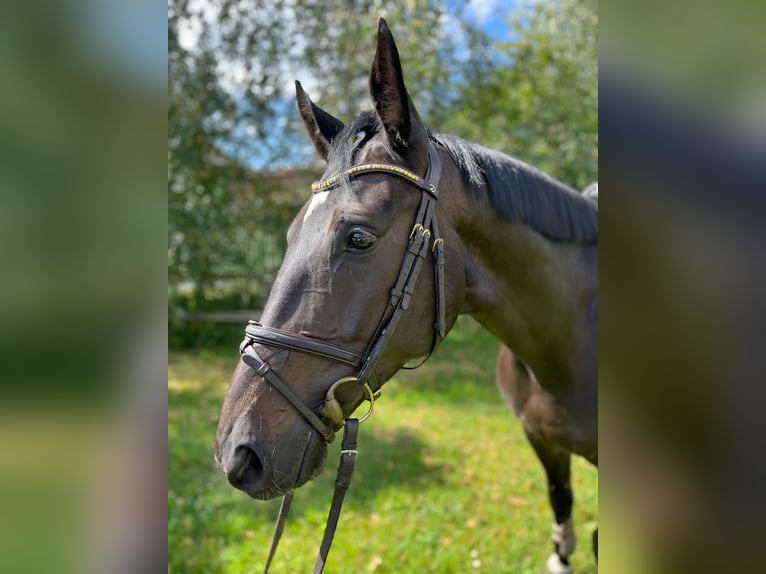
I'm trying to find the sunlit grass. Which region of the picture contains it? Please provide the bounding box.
[169,317,598,573]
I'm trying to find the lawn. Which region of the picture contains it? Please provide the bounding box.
[168,316,598,573]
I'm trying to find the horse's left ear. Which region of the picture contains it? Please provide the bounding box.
[296,81,345,161]
[369,18,428,155]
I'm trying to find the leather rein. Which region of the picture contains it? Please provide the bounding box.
[239,141,445,573]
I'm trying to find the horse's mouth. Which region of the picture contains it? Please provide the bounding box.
[292,428,329,488]
[242,428,329,501]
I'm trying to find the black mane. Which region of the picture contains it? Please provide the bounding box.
[434,134,598,244]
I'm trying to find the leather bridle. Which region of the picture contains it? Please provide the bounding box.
[238,141,446,573]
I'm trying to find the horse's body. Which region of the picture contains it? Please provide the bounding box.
[216,19,597,573]
[494,179,597,569]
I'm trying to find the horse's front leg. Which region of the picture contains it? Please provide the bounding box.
[527,433,577,574]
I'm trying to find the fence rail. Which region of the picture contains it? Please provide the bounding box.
[185,310,261,323]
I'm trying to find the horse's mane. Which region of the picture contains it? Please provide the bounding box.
[433,134,598,244]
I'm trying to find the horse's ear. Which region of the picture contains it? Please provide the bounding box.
[369,18,427,154]
[295,81,345,161]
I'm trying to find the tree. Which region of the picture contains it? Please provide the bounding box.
[170,5,233,297]
[449,0,598,190]
[168,0,294,308]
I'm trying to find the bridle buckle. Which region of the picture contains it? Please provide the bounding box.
[320,377,376,426]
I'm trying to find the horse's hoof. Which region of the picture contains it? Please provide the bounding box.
[546,553,574,574]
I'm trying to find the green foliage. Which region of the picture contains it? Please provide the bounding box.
[169,1,240,296]
[449,0,598,190]
[168,317,598,573]
[168,0,302,315]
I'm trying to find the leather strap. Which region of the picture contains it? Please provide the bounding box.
[312,419,359,574]
[432,218,446,338]
[245,322,364,367]
[261,420,359,574]
[423,142,442,194]
[262,492,293,574]
[241,345,336,443]
[358,189,440,392]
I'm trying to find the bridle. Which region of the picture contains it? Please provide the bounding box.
[240,141,445,437]
[238,141,446,573]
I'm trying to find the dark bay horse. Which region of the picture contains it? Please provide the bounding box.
[216,19,597,573]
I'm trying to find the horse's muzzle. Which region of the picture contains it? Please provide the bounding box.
[216,416,329,500]
[223,444,271,495]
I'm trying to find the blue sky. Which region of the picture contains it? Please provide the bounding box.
[462,0,519,40]
[483,15,511,40]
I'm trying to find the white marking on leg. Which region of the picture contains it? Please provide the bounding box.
[546,553,574,574]
[547,517,577,573]
[552,517,577,557]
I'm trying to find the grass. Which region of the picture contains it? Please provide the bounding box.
[169,316,598,573]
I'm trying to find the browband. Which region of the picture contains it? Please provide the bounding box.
[310,143,441,197]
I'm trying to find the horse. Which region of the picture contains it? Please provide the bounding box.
[216,18,597,573]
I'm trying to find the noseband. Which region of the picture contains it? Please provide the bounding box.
[239,140,445,442]
[238,142,446,574]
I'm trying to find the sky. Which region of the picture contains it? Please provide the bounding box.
[464,0,513,37]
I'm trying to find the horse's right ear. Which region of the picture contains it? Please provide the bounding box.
[295,81,344,161]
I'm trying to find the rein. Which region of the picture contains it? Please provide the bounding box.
[239,141,445,573]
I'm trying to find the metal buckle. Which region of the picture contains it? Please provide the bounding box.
[320,377,376,425]
[409,223,424,239]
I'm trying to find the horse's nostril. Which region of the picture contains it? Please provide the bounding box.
[227,445,267,491]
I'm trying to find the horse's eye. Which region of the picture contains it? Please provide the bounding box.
[348,229,378,251]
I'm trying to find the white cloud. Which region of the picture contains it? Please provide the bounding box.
[466,0,502,24]
[438,11,471,62]
[175,0,316,100]
[176,0,216,51]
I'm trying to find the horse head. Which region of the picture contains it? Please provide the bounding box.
[215,19,465,500]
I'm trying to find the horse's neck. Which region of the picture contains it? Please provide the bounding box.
[457,198,598,392]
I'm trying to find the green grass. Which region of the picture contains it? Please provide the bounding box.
[169,317,598,573]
